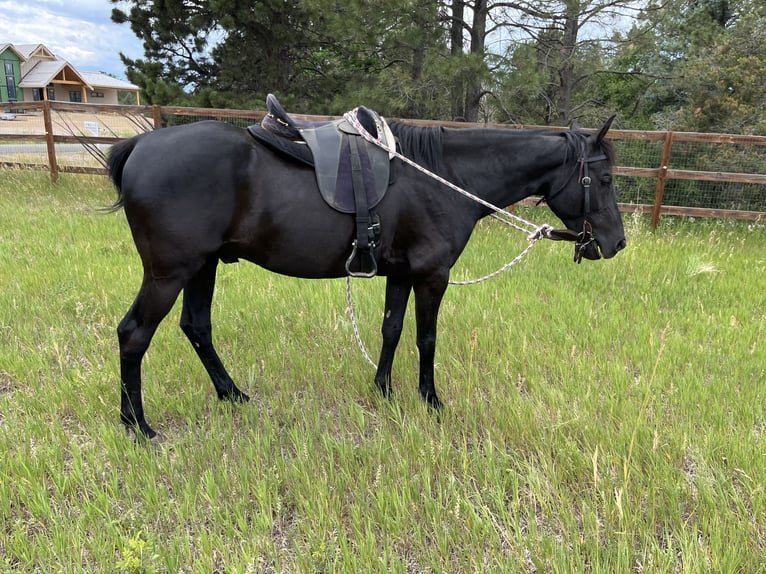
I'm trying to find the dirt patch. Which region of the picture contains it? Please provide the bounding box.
[0,371,17,394]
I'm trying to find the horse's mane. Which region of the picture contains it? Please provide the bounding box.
[562,129,616,165]
[388,122,444,166]
[388,121,615,169]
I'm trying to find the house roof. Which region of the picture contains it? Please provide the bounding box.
[18,60,92,89]
[79,71,138,91]
[0,43,27,60]
[13,43,55,60]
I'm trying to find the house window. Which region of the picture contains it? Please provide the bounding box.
[69,91,82,103]
[91,91,105,98]
[47,87,55,100]
[32,88,43,101]
[4,61,17,101]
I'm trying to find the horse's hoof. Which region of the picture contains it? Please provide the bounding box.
[374,379,393,399]
[420,390,443,410]
[428,395,443,410]
[121,415,157,439]
[137,423,158,440]
[220,387,250,403]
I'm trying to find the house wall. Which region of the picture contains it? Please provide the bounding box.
[20,86,122,104]
[1,49,23,102]
[87,89,121,105]
[20,88,42,102]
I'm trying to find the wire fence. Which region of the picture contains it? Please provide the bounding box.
[612,132,766,214]
[2,100,765,227]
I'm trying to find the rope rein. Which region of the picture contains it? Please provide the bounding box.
[342,109,558,369]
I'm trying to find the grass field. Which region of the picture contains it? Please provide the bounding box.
[0,171,764,573]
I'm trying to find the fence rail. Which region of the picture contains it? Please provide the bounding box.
[2,100,765,228]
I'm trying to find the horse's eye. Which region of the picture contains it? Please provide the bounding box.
[601,174,612,185]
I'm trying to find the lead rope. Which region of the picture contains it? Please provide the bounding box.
[342,109,555,369]
[343,109,555,239]
[346,276,378,368]
[345,227,541,370]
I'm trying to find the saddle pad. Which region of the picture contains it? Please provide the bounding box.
[300,119,391,214]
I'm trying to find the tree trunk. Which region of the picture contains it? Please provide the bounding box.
[450,0,465,120]
[556,4,580,124]
[464,0,487,122]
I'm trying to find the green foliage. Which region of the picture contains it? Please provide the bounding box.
[108,0,766,131]
[117,90,138,105]
[111,0,452,115]
[122,60,191,106]
[673,11,766,134]
[606,0,766,133]
[110,0,217,103]
[495,42,549,124]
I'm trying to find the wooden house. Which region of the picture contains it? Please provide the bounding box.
[1,42,140,106]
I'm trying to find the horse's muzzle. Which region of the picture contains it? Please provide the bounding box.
[577,240,601,262]
[575,233,627,262]
[593,236,627,260]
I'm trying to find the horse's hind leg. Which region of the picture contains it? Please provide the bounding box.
[180,257,250,403]
[118,274,185,438]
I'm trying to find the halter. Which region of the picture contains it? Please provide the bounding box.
[542,145,608,263]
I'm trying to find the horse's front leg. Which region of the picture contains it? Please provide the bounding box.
[413,272,449,408]
[374,275,412,397]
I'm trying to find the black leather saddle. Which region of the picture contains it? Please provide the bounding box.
[261,93,380,141]
[247,94,395,277]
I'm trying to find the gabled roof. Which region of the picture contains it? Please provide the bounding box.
[18,60,92,89]
[0,43,27,60]
[13,43,56,60]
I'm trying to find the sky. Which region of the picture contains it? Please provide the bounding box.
[2,0,144,80]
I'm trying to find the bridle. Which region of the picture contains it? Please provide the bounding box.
[540,146,609,264]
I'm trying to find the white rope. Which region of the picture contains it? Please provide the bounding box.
[343,110,553,237]
[342,109,556,368]
[448,237,540,285]
[346,276,378,369]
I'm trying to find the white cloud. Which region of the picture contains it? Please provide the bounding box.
[1,0,143,79]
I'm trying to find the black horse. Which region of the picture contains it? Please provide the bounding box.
[107,114,626,437]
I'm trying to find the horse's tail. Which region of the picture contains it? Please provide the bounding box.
[105,135,140,212]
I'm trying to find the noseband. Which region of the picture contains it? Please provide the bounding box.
[541,146,608,263]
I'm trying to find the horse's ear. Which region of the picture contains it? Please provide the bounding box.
[570,119,581,131]
[595,115,616,143]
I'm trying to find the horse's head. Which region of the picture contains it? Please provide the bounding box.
[544,117,626,262]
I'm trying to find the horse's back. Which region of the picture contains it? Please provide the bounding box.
[120,121,250,188]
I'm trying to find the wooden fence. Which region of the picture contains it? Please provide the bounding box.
[2,100,765,228]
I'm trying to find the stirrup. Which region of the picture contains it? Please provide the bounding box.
[345,240,378,278]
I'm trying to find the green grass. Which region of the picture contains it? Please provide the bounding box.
[0,171,764,572]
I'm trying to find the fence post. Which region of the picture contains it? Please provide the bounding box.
[152,105,162,130]
[42,100,59,182]
[651,131,674,230]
